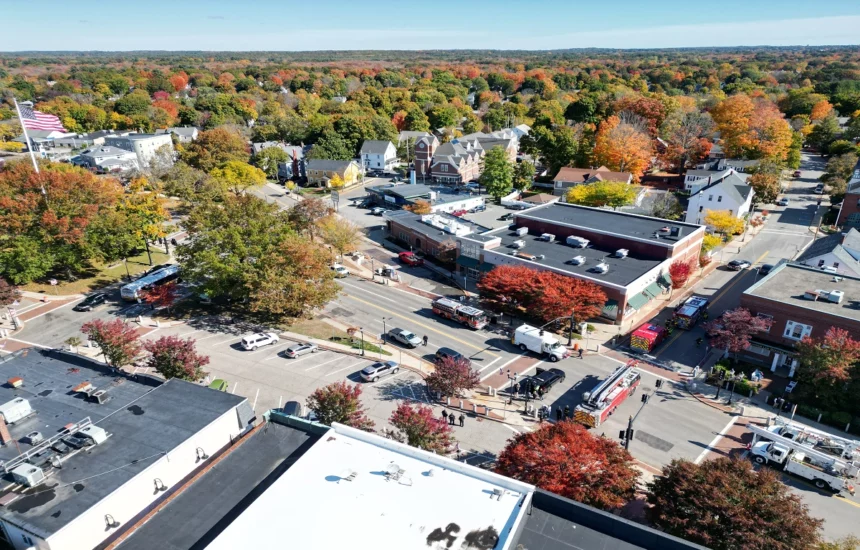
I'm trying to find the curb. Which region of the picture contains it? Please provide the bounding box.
[20,290,84,302]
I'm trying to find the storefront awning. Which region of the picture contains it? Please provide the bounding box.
[626,292,651,310]
[601,299,618,317]
[657,272,672,290]
[643,282,663,299]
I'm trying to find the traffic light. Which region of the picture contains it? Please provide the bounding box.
[655,379,663,389]
[719,370,726,380]
[641,394,650,403]
[619,430,626,441]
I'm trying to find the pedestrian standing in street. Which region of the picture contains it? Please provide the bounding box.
[537,387,545,400]
[696,337,703,347]
[459,414,464,427]
[578,348,584,359]
[450,413,456,425]
[556,407,562,422]
[564,405,571,420]
[513,382,519,397]
[442,410,448,423]
[422,335,428,346]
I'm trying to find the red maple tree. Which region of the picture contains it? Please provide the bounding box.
[386,402,454,454]
[647,457,822,550]
[425,355,480,398]
[668,259,693,295]
[796,327,860,383]
[141,282,178,311]
[495,422,639,510]
[476,264,536,317]
[81,318,142,368]
[705,307,771,354]
[143,335,209,381]
[306,382,375,431]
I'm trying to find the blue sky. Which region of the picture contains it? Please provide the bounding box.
[2,0,860,51]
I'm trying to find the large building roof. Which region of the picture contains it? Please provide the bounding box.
[744,262,860,323]
[553,166,632,183]
[796,229,860,269]
[0,350,250,539]
[359,140,394,155]
[515,202,703,246]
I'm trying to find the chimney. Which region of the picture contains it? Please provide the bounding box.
[0,415,12,446]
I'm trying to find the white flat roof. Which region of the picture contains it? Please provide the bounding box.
[206,423,533,550]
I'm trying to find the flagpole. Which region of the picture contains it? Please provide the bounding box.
[13,97,48,199]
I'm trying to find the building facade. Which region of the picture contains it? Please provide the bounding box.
[104,133,174,168]
[359,140,397,172]
[685,173,754,226]
[306,159,361,188]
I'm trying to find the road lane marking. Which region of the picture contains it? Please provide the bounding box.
[342,294,499,357]
[495,361,543,390]
[249,342,288,355]
[694,416,738,465]
[480,355,522,379]
[502,424,522,434]
[836,496,860,509]
[479,357,501,373]
[339,280,399,304]
[305,356,344,371]
[195,332,226,342]
[2,338,50,349]
[599,354,676,383]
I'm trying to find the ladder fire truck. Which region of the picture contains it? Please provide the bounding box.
[431,298,489,330]
[574,361,641,428]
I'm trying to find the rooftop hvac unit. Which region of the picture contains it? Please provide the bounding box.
[540,233,555,242]
[25,431,43,446]
[90,390,111,405]
[512,240,526,249]
[0,398,33,424]
[11,464,44,488]
[615,249,629,258]
[670,227,681,237]
[77,425,109,446]
[803,290,819,301]
[570,256,586,265]
[594,263,609,274]
[828,290,845,304]
[566,236,589,248]
[515,227,528,237]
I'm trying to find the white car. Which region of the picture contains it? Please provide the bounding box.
[331,264,349,278]
[776,197,789,207]
[241,332,280,351]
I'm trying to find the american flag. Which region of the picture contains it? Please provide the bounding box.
[18,105,66,132]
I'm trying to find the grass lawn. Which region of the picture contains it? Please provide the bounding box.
[288,318,350,341]
[23,250,171,295]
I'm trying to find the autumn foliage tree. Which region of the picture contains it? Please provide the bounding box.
[705,307,771,355]
[425,355,480,398]
[668,259,693,295]
[317,215,361,259]
[565,180,639,210]
[287,197,333,242]
[592,114,652,182]
[747,170,781,205]
[81,318,142,368]
[0,278,21,308]
[711,94,793,161]
[140,282,178,311]
[704,209,745,236]
[648,457,823,550]
[495,422,639,510]
[386,402,454,454]
[306,381,375,431]
[404,199,432,215]
[143,335,209,381]
[182,127,250,172]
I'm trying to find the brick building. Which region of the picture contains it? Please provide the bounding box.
[740,262,860,376]
[835,159,860,228]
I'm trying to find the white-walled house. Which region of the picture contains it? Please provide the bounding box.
[359,140,397,172]
[685,172,754,226]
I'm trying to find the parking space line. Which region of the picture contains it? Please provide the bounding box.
[249,342,288,355]
[305,356,343,371]
[211,335,238,346]
[502,424,521,434]
[327,360,367,376]
[195,332,226,343]
[268,350,325,363]
[694,416,738,465]
[478,357,502,374]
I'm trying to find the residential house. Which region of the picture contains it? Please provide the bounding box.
[331,96,347,104]
[795,228,860,276]
[250,140,294,156]
[458,129,519,163]
[306,159,361,188]
[359,140,397,172]
[13,129,74,153]
[740,262,860,376]
[835,159,860,228]
[104,133,174,168]
[51,130,124,149]
[71,145,140,174]
[549,166,633,197]
[683,158,737,194]
[684,172,754,226]
[275,145,306,182]
[155,126,198,143]
[512,124,531,139]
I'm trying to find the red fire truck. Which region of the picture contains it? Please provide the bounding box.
[574,361,641,428]
[431,298,489,330]
[630,323,668,353]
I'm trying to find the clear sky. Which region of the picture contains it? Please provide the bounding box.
[2,0,859,51]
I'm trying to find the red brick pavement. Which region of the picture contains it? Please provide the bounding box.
[0,339,38,353]
[700,417,761,462]
[17,298,77,322]
[481,355,541,390]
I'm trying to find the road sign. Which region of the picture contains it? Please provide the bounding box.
[331,190,340,211]
[49,279,58,286]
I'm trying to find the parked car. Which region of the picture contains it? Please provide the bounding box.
[360,360,400,382]
[793,170,802,178]
[398,252,424,267]
[331,264,349,278]
[281,400,306,417]
[388,328,422,347]
[435,347,469,365]
[776,197,790,206]
[727,259,752,271]
[469,204,487,213]
[371,207,388,215]
[284,342,319,358]
[241,332,280,351]
[759,264,775,276]
[72,292,108,312]
[499,213,514,221]
[208,379,228,392]
[520,368,566,394]
[814,184,825,194]
[451,209,468,217]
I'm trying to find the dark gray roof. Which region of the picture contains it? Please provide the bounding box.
[117,418,320,550]
[0,350,248,539]
[516,203,702,245]
[359,140,394,155]
[517,490,707,550]
[306,159,355,172]
[385,210,491,240]
[369,183,435,199]
[797,231,852,263]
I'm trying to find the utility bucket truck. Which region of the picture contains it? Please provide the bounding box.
[512,324,569,362]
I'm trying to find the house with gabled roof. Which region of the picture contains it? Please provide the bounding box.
[359,140,397,172]
[684,172,754,226]
[796,228,860,277]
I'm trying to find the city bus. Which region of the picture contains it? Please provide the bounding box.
[120,264,180,301]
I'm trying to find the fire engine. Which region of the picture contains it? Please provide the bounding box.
[431,298,488,329]
[574,361,641,428]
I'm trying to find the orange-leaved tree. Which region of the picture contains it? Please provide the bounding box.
[592,115,652,182]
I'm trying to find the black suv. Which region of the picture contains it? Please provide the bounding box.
[73,293,108,312]
[520,368,566,394]
[435,347,469,365]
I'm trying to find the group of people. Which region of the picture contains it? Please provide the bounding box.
[441,410,465,427]
[511,381,545,401]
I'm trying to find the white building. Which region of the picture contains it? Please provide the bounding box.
[71,145,140,174]
[155,126,198,143]
[104,133,174,168]
[685,172,754,227]
[360,140,398,172]
[0,350,253,550]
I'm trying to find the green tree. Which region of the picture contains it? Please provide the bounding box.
[404,105,430,131]
[565,181,639,210]
[808,115,840,153]
[479,146,514,201]
[159,162,221,202]
[428,104,459,129]
[182,128,249,172]
[317,215,361,260]
[821,152,858,202]
[462,112,482,134]
[512,160,535,192]
[210,161,267,194]
[828,140,857,156]
[254,146,288,179]
[114,90,151,116]
[307,130,354,161]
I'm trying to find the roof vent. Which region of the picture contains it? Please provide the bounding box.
[566,236,589,248]
[594,263,609,274]
[829,290,845,304]
[615,249,629,258]
[660,226,671,232]
[515,227,528,237]
[512,240,526,249]
[803,290,818,301]
[570,256,586,265]
[670,227,681,237]
[0,398,33,424]
[6,378,22,389]
[90,390,111,405]
[25,431,43,446]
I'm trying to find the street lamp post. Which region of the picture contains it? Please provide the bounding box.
[381,317,391,342]
[359,328,365,357]
[507,370,518,405]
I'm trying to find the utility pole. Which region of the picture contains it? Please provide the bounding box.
[567,309,575,346]
[620,380,663,450]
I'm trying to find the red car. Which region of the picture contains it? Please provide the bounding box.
[451,209,468,217]
[399,252,424,266]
